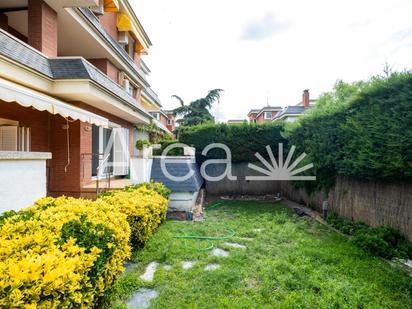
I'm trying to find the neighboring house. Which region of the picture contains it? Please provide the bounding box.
[248,106,283,123]
[274,89,316,122]
[148,110,173,134]
[0,0,168,211]
[163,110,176,133]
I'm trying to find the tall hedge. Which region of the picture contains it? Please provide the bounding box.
[179,122,286,163]
[288,72,412,191]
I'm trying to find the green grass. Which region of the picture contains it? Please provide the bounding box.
[104,201,412,308]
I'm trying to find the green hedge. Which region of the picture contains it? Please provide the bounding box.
[288,72,412,191]
[179,122,286,163]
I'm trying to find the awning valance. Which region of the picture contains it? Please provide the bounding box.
[117,13,133,32]
[104,0,119,12]
[0,78,109,128]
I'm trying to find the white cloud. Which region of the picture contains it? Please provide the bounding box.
[133,0,412,122]
[240,13,287,41]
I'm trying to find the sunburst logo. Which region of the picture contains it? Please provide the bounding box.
[245,143,316,181]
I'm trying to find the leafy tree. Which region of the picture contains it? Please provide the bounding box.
[172,89,223,127]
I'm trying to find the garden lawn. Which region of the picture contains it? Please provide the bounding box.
[105,201,412,308]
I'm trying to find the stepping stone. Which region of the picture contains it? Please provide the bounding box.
[125,288,158,309]
[212,248,230,257]
[163,265,172,271]
[252,228,264,233]
[204,263,220,271]
[182,261,196,269]
[224,242,246,249]
[140,262,158,282]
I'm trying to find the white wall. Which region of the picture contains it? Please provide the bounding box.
[0,156,49,214]
[130,157,153,184]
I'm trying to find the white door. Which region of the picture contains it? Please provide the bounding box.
[112,128,130,176]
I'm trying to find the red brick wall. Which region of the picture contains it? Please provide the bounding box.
[87,58,119,84]
[166,113,175,132]
[74,102,136,156]
[256,111,278,123]
[49,117,82,194]
[99,12,118,41]
[28,0,58,57]
[0,100,49,151]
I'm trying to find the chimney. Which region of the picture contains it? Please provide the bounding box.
[302,89,310,108]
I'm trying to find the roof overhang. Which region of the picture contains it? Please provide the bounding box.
[0,55,151,125]
[0,77,109,127]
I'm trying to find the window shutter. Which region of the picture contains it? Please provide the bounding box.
[0,126,18,151]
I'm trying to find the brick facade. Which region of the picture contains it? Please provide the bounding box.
[87,58,119,84]
[28,0,58,57]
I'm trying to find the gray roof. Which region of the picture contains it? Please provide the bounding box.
[150,158,204,192]
[276,106,307,118]
[0,30,153,120]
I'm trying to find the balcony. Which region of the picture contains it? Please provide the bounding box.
[0,29,152,124]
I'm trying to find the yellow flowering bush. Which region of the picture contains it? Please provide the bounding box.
[98,186,168,248]
[0,197,131,308]
[0,182,169,307]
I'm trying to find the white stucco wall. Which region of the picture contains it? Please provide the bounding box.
[0,152,51,214]
[130,157,153,184]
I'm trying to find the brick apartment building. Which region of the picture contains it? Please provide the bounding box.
[0,0,170,209]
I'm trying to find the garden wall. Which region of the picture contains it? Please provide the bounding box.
[281,176,412,241]
[204,164,412,241]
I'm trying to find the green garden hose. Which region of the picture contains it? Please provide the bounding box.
[173,226,236,251]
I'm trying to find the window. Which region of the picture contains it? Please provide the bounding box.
[0,118,30,151]
[152,113,160,121]
[167,119,174,125]
[264,112,273,119]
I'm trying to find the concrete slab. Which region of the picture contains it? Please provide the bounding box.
[140,262,158,282]
[182,261,197,269]
[204,263,220,271]
[125,288,158,308]
[212,248,230,257]
[225,242,246,249]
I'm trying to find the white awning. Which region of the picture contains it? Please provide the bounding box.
[0,78,109,128]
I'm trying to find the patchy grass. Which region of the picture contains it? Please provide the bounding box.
[104,201,412,308]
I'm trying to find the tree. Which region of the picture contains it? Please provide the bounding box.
[172,89,223,127]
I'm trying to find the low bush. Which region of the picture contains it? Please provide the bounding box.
[124,180,171,199]
[98,185,168,248]
[327,213,412,259]
[0,197,131,308]
[153,139,183,156]
[0,182,169,308]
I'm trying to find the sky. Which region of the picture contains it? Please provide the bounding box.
[132,0,412,121]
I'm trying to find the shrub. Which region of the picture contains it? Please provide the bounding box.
[0,197,131,308]
[327,213,412,259]
[124,180,171,199]
[98,186,168,248]
[287,72,412,192]
[0,182,169,307]
[153,139,183,156]
[179,121,286,163]
[136,139,150,150]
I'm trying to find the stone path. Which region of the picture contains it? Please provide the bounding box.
[212,248,230,257]
[140,262,158,282]
[204,263,220,271]
[182,261,197,269]
[126,288,158,309]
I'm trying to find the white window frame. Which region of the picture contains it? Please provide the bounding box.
[167,119,173,125]
[264,112,273,119]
